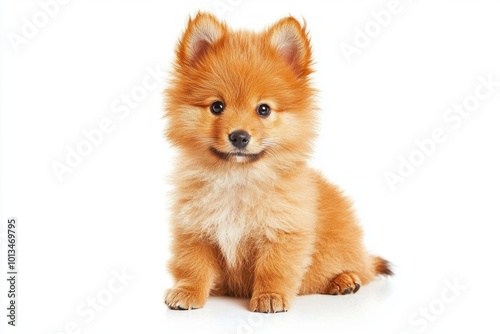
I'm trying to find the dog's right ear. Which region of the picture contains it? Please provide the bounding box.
[176,13,226,66]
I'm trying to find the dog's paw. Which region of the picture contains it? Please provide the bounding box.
[250,292,289,313]
[327,272,361,295]
[164,287,206,310]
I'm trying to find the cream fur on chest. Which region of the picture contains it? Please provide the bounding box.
[174,163,318,267]
[176,169,287,266]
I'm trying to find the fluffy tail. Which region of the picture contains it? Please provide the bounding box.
[372,256,394,276]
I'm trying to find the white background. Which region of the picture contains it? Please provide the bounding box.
[1,0,500,333]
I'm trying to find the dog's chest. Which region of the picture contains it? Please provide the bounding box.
[180,174,267,266]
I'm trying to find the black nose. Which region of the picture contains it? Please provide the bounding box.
[228,130,250,149]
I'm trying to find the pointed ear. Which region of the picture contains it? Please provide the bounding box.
[267,17,312,77]
[177,13,226,66]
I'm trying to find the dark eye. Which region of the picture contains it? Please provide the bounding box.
[257,104,271,117]
[210,101,225,115]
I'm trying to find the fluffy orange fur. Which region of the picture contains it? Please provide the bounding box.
[164,13,392,313]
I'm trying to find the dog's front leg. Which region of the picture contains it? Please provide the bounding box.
[164,233,219,310]
[250,230,313,313]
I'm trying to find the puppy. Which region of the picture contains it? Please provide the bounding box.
[164,13,392,313]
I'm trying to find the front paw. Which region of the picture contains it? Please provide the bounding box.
[250,292,289,313]
[164,287,206,310]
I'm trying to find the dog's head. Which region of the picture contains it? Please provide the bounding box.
[165,13,317,168]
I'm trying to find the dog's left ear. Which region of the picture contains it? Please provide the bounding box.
[267,17,312,77]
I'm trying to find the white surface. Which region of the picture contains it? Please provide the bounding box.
[1,0,499,333]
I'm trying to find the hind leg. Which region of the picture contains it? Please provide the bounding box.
[298,174,385,296]
[325,272,362,295]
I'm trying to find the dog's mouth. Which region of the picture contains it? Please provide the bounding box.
[209,147,265,163]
